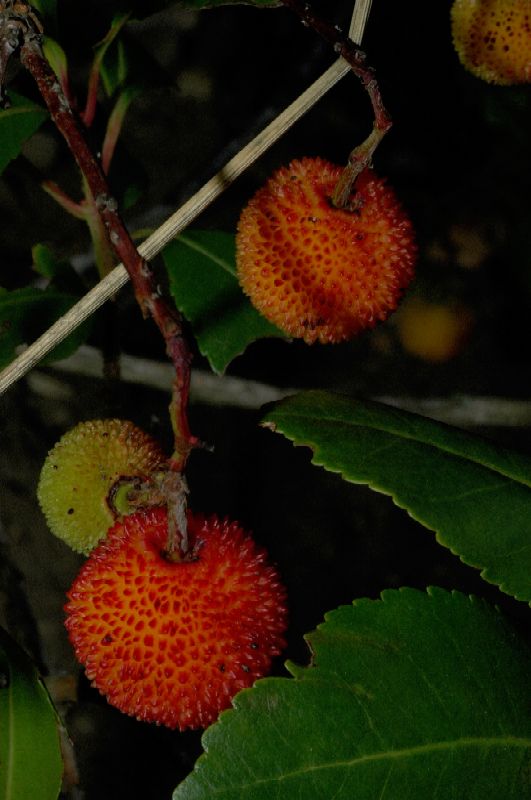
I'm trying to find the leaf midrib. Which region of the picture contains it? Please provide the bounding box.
[177,233,236,276]
[271,407,531,489]
[201,735,531,793]
[0,106,45,119]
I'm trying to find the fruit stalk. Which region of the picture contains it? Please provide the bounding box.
[12,29,197,553]
[280,0,391,207]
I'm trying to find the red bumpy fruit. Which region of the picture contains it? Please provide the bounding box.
[65,507,287,730]
[236,158,416,344]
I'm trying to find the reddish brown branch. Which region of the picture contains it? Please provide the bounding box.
[10,30,197,555]
[280,0,392,207]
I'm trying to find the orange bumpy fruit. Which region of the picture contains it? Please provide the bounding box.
[65,506,288,730]
[38,419,166,554]
[236,158,416,344]
[451,0,531,85]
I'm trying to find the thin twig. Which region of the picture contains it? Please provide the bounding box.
[0,0,371,395]
[281,0,391,207]
[16,20,199,556]
[20,36,197,478]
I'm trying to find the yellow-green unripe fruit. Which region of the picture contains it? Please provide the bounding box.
[37,419,167,554]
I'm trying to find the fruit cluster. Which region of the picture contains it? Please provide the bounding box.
[38,420,287,730]
[39,156,418,731]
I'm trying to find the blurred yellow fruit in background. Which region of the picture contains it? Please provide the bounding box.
[451,0,531,85]
[396,301,474,363]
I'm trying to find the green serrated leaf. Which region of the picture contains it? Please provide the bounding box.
[163,231,285,373]
[174,588,531,799]
[0,286,90,368]
[0,627,63,800]
[0,92,48,176]
[261,391,531,603]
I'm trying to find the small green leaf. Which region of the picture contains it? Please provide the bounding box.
[31,244,62,280]
[163,231,285,373]
[82,12,130,111]
[42,37,69,87]
[174,588,531,799]
[262,391,531,603]
[0,286,90,368]
[0,92,48,176]
[93,14,131,97]
[29,0,56,19]
[31,244,87,294]
[100,39,130,97]
[0,627,63,800]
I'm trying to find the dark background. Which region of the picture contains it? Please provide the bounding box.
[0,1,530,797]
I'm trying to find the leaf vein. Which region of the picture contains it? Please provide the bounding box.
[200,736,531,794]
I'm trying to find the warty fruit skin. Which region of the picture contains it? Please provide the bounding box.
[65,506,288,730]
[236,158,416,345]
[451,0,531,85]
[37,419,166,554]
